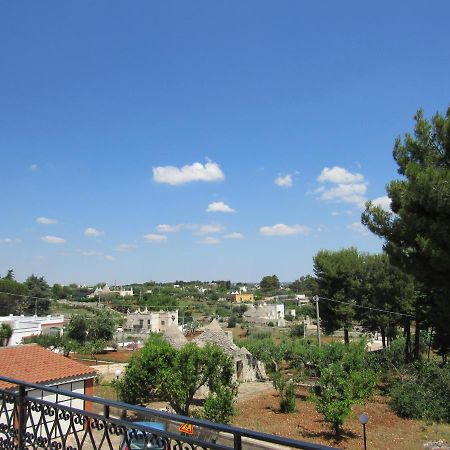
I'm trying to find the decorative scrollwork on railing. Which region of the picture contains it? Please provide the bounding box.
[172,438,207,450]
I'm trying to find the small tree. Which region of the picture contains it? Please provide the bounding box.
[202,384,237,424]
[119,334,237,418]
[312,362,377,436]
[65,315,89,344]
[272,372,296,413]
[260,275,280,292]
[227,316,237,328]
[0,323,13,346]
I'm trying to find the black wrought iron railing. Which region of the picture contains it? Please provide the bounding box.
[0,375,338,450]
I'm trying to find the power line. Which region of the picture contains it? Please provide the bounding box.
[316,295,413,317]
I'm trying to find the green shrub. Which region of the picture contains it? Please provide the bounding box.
[203,384,237,424]
[390,362,450,422]
[272,372,296,413]
[280,382,296,413]
[227,316,237,328]
[289,324,304,338]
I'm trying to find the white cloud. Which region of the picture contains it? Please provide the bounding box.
[156,224,183,233]
[198,236,221,245]
[105,255,115,261]
[41,235,66,244]
[318,183,367,207]
[316,166,368,207]
[153,160,225,185]
[0,238,13,244]
[331,210,353,217]
[371,196,391,212]
[29,164,38,171]
[144,234,168,243]
[194,224,225,235]
[318,166,364,184]
[206,201,236,213]
[115,244,137,252]
[347,222,370,236]
[36,216,58,225]
[84,227,104,237]
[259,224,310,236]
[274,174,293,188]
[223,232,244,240]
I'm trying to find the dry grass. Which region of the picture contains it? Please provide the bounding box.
[232,386,450,450]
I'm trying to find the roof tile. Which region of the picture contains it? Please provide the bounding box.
[0,344,96,389]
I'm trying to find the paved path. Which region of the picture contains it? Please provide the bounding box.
[237,381,274,402]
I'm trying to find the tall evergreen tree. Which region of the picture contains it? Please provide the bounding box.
[362,107,450,361]
[25,274,51,315]
[313,248,363,344]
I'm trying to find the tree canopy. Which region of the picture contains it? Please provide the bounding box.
[260,275,280,292]
[362,107,450,360]
[118,334,236,420]
[313,248,363,343]
[363,107,450,292]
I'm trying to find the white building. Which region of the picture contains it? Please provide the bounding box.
[0,315,65,346]
[125,308,178,333]
[295,294,310,305]
[243,303,285,327]
[118,287,133,297]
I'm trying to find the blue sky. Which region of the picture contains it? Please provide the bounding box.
[1,1,449,285]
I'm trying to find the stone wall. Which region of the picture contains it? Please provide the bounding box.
[91,363,127,383]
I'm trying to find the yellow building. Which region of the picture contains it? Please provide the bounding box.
[228,292,254,303]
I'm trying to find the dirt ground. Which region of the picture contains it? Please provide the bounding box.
[232,385,450,450]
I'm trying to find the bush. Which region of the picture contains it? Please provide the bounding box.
[280,382,296,413]
[290,324,304,338]
[311,362,376,435]
[272,372,296,413]
[227,316,237,328]
[203,384,237,424]
[390,362,450,422]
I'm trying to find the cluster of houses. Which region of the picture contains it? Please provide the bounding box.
[87,284,134,299]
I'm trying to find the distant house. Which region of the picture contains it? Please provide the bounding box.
[295,294,310,305]
[243,303,286,327]
[118,287,133,297]
[227,291,254,303]
[87,284,113,299]
[125,308,178,333]
[88,284,134,298]
[0,344,96,436]
[0,315,65,346]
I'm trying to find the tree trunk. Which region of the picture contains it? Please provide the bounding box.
[380,327,386,348]
[404,317,411,363]
[344,327,349,345]
[413,319,421,360]
[427,327,433,361]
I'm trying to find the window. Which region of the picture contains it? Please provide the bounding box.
[161,320,165,325]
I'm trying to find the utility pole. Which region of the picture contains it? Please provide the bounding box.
[313,295,321,347]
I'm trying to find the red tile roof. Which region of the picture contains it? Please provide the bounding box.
[0,344,96,389]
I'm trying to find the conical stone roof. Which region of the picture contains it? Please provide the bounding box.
[162,322,188,349]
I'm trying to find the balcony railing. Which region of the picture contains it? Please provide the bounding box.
[0,375,338,450]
